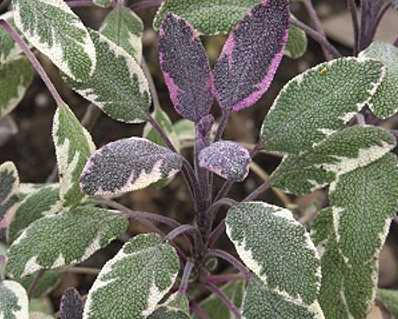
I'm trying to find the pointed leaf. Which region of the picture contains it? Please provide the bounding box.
[80,137,183,197]
[270,125,396,195]
[66,29,151,124]
[83,234,180,319]
[226,202,320,305]
[213,0,289,111]
[53,104,96,207]
[60,288,84,319]
[159,14,213,122]
[284,25,307,59]
[198,141,251,182]
[100,6,144,61]
[377,289,398,317]
[261,57,385,154]
[0,280,29,319]
[93,0,112,8]
[0,161,19,229]
[5,206,128,278]
[0,12,23,63]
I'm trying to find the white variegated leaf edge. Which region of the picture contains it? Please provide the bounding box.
[0,11,23,63]
[0,280,29,319]
[1,161,19,203]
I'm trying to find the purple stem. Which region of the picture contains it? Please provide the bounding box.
[207,249,250,280]
[130,0,162,11]
[191,302,209,319]
[205,282,241,318]
[0,19,65,106]
[178,260,194,295]
[347,0,360,55]
[165,224,198,242]
[371,2,392,41]
[213,180,234,203]
[243,181,270,202]
[207,219,226,248]
[67,0,93,7]
[214,109,231,142]
[207,273,244,285]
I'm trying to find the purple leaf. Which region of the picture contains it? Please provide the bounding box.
[60,288,84,319]
[197,114,215,148]
[80,137,183,197]
[199,141,251,182]
[159,13,213,122]
[213,0,289,111]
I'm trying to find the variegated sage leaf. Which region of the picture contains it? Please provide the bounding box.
[12,0,96,81]
[0,57,33,119]
[53,104,96,207]
[0,280,29,319]
[148,293,191,319]
[270,125,396,195]
[261,57,385,154]
[93,0,112,8]
[80,137,183,197]
[153,0,260,35]
[66,29,151,124]
[18,271,60,298]
[83,234,180,319]
[242,276,324,319]
[100,6,144,61]
[360,42,398,119]
[0,12,23,63]
[285,25,307,59]
[213,0,289,111]
[198,141,251,182]
[159,14,213,122]
[225,202,321,306]
[377,289,398,317]
[5,206,128,278]
[60,288,84,319]
[0,161,19,229]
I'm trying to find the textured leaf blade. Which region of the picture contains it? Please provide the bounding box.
[83,234,180,319]
[213,0,289,111]
[53,104,96,207]
[93,0,112,8]
[0,161,19,229]
[18,271,60,298]
[284,25,307,59]
[60,288,84,319]
[100,6,144,61]
[148,307,190,319]
[0,280,29,319]
[6,206,128,278]
[198,141,251,182]
[0,12,23,63]
[270,125,396,195]
[159,14,213,122]
[226,202,320,305]
[80,137,183,197]
[377,289,398,317]
[66,29,151,124]
[261,57,385,154]
[13,0,96,81]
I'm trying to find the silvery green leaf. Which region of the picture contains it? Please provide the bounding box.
[225,202,321,306]
[153,0,261,35]
[377,289,398,317]
[0,161,19,229]
[261,57,385,154]
[80,137,183,197]
[0,12,23,63]
[66,29,151,124]
[270,125,396,195]
[0,56,33,119]
[100,6,144,61]
[60,288,84,319]
[53,104,96,207]
[242,276,324,319]
[0,242,7,278]
[18,271,60,298]
[0,280,29,319]
[284,25,307,59]
[148,293,191,319]
[360,42,398,119]
[7,184,61,243]
[12,0,96,81]
[93,0,112,8]
[5,206,128,278]
[83,234,180,319]
[198,141,251,182]
[173,119,195,148]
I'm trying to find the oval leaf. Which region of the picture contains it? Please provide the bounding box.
[83,234,180,319]
[80,137,183,197]
[213,0,289,111]
[60,288,84,319]
[284,25,307,59]
[0,161,19,229]
[0,280,29,319]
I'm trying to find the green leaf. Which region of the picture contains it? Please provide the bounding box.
[18,271,60,298]
[377,289,398,317]
[0,12,23,63]
[148,293,191,319]
[153,0,261,35]
[270,125,396,195]
[0,57,33,119]
[360,41,398,119]
[29,298,53,314]
[173,119,195,149]
[93,0,112,8]
[83,234,180,319]
[242,276,324,319]
[5,206,128,278]
[225,202,321,305]
[261,57,385,154]
[100,6,144,61]
[66,29,151,124]
[52,104,96,207]
[284,25,307,59]
[12,0,96,81]
[0,161,19,229]
[30,312,55,319]
[0,280,29,319]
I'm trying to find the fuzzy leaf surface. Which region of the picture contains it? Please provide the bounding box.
[6,206,128,278]
[377,289,398,317]
[66,29,151,124]
[261,57,385,154]
[159,14,213,122]
[213,0,289,111]
[60,288,84,319]
[284,25,307,59]
[0,12,23,63]
[12,0,96,81]
[80,137,183,197]
[148,294,191,319]
[18,271,60,298]
[83,234,180,319]
[226,202,320,305]
[0,280,28,319]
[93,0,112,8]
[0,161,19,229]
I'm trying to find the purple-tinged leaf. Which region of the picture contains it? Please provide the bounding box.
[60,288,84,319]
[199,141,251,181]
[159,13,213,122]
[213,0,289,111]
[197,114,215,149]
[80,137,183,197]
